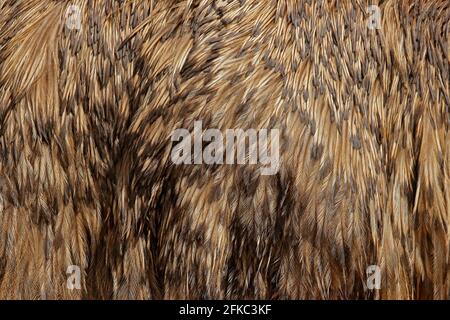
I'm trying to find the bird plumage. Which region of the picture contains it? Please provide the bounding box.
[0,0,448,299]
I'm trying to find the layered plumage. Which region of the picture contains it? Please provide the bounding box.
[0,0,449,299]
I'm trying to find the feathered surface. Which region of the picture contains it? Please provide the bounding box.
[0,0,449,299]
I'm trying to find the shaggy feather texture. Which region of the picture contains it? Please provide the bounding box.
[0,0,449,299]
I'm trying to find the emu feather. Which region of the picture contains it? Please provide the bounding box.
[0,0,449,300]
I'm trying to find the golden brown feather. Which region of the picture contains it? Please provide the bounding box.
[0,0,448,300]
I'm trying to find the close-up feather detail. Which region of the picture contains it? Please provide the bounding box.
[0,0,449,300]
